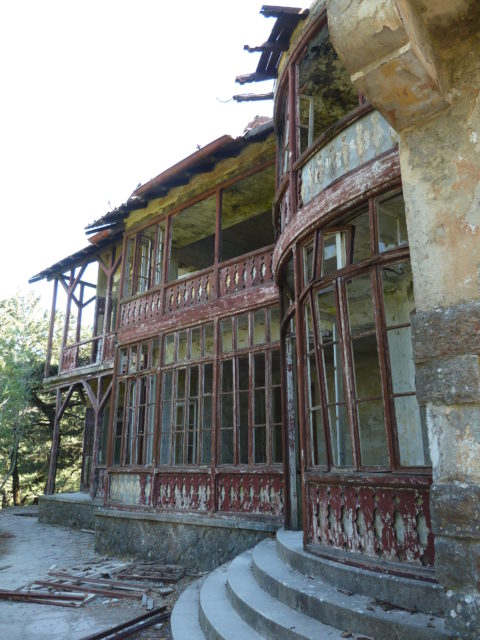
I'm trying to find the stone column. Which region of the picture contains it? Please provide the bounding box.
[326,0,480,636]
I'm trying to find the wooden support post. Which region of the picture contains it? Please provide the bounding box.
[45,278,58,378]
[46,388,62,495]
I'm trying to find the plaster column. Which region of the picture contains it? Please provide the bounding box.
[326,0,480,636]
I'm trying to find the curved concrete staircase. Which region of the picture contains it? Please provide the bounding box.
[171,529,450,640]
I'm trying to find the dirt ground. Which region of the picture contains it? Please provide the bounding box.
[0,506,198,640]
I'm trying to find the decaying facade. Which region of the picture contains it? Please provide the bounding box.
[34,2,480,638]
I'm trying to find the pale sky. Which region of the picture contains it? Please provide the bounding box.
[0,1,303,307]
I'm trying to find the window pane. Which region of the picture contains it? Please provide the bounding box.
[190,327,201,359]
[322,342,344,405]
[358,400,388,466]
[113,381,125,465]
[153,222,166,286]
[304,240,315,284]
[253,309,266,345]
[122,237,135,298]
[136,227,155,294]
[316,289,338,344]
[178,330,187,361]
[139,342,149,370]
[322,232,346,276]
[152,339,160,368]
[346,274,375,337]
[176,369,186,398]
[381,262,414,326]
[272,423,283,464]
[254,353,265,387]
[129,347,137,373]
[189,366,198,396]
[311,408,327,466]
[269,306,280,342]
[159,372,173,465]
[221,429,234,464]
[118,348,128,374]
[396,397,430,466]
[283,256,295,310]
[221,392,233,428]
[350,209,371,264]
[204,363,213,394]
[254,389,266,425]
[236,314,249,349]
[239,390,249,464]
[378,193,408,253]
[168,196,216,281]
[164,334,175,365]
[351,334,382,399]
[238,356,249,391]
[328,404,352,466]
[254,426,266,464]
[387,327,416,394]
[222,359,233,393]
[220,318,233,353]
[204,323,214,356]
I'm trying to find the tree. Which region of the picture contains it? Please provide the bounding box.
[0,293,85,505]
[0,294,50,503]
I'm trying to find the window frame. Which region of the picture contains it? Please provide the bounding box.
[297,191,429,474]
[112,339,159,468]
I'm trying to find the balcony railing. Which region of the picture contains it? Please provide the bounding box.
[60,332,115,373]
[119,245,275,332]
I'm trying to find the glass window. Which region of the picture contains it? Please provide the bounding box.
[122,221,166,298]
[378,193,408,253]
[381,263,430,467]
[294,191,425,473]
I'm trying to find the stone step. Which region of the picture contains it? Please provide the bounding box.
[199,563,264,640]
[253,538,449,640]
[171,577,206,640]
[276,529,446,616]
[227,550,348,639]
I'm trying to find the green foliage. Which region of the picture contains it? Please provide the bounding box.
[0,293,84,506]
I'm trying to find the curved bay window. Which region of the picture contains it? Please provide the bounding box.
[301,191,429,472]
[283,191,434,566]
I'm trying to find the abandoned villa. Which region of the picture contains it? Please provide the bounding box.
[30,2,480,638]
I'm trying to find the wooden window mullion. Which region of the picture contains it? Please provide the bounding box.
[337,277,361,469]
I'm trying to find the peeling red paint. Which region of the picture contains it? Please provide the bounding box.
[307,480,434,566]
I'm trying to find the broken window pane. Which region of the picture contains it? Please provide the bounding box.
[221,166,275,261]
[298,25,358,154]
[357,399,388,466]
[168,196,216,281]
[378,193,408,253]
[328,404,352,466]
